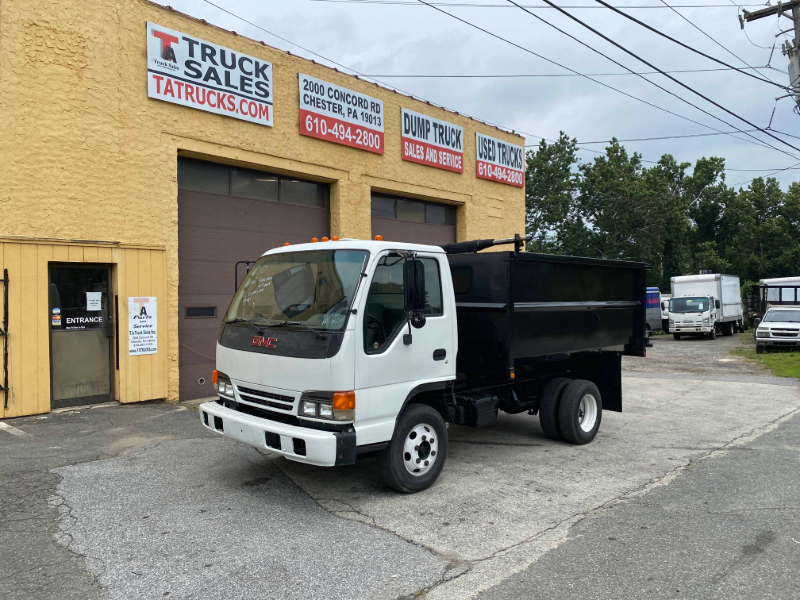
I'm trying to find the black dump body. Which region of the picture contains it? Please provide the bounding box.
[447,251,647,412]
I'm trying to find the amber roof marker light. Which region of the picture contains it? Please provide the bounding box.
[374,235,383,241]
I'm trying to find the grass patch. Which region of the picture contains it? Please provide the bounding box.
[731,343,800,380]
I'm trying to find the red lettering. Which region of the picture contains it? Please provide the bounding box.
[208,90,216,108]
[248,102,257,117]
[175,81,184,100]
[153,30,179,50]
[258,104,269,120]
[152,74,163,94]
[227,95,235,112]
[197,88,206,105]
[185,84,195,103]
[164,78,174,97]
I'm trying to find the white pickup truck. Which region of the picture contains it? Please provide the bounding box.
[200,236,647,492]
[755,306,800,353]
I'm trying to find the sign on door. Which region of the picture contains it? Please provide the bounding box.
[129,297,158,356]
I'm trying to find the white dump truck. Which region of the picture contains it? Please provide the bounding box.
[669,274,743,340]
[199,236,647,492]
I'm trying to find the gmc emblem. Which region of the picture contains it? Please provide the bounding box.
[251,336,277,348]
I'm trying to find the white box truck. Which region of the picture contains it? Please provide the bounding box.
[669,274,743,340]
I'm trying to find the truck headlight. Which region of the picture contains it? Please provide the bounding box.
[300,391,356,422]
[702,318,709,325]
[213,370,234,399]
[757,328,769,338]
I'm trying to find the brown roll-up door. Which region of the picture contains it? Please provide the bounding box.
[178,159,329,400]
[370,193,456,246]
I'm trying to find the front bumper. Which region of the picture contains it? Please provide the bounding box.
[672,325,713,333]
[756,337,800,348]
[199,401,355,466]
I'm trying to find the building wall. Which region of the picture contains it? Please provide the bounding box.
[0,0,525,415]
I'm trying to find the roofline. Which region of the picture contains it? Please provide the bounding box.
[144,1,526,142]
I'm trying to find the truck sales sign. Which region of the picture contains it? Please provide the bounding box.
[147,22,273,127]
[299,73,384,154]
[476,133,524,187]
[401,108,463,173]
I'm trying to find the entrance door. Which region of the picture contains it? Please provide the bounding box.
[49,265,114,408]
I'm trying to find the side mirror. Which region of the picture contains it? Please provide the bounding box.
[715,299,720,309]
[661,302,665,311]
[403,259,426,313]
[754,317,762,328]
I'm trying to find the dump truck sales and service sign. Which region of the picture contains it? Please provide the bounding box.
[147,22,273,126]
[401,108,463,172]
[298,73,384,154]
[476,133,524,187]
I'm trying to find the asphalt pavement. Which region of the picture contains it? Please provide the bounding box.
[0,331,798,599]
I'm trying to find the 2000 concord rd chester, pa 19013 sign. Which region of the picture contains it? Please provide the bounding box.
[400,108,463,173]
[298,73,384,154]
[476,132,524,187]
[146,22,273,126]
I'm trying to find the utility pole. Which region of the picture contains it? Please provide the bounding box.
[740,0,800,112]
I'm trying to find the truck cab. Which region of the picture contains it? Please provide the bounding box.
[669,295,718,339]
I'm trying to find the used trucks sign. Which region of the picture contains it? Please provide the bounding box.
[475,133,524,187]
[400,108,464,172]
[146,22,273,127]
[298,73,384,154]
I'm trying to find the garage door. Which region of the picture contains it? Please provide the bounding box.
[178,158,330,400]
[371,193,456,246]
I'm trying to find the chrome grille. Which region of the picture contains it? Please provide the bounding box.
[771,329,799,338]
[236,385,295,411]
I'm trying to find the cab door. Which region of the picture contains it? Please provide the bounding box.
[353,251,455,445]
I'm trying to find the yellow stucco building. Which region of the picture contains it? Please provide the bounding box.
[0,0,526,417]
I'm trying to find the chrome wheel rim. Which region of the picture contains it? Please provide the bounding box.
[403,423,438,476]
[578,394,598,432]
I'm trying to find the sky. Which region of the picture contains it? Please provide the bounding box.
[153,0,800,189]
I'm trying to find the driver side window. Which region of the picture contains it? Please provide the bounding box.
[364,255,407,353]
[364,255,443,353]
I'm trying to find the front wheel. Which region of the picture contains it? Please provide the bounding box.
[756,346,765,354]
[708,328,717,340]
[378,404,447,493]
[558,379,602,445]
[673,333,682,340]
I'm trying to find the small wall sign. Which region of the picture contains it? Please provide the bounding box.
[128,297,158,356]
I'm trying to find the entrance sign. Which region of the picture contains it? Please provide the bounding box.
[128,297,158,356]
[401,108,463,173]
[475,133,524,187]
[147,22,273,127]
[298,73,384,154]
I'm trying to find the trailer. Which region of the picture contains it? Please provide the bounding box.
[200,235,648,492]
[758,277,800,317]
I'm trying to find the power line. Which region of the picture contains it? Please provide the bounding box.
[730,161,800,187]
[413,0,780,156]
[307,0,759,7]
[363,66,777,77]
[586,0,787,89]
[657,0,780,85]
[575,129,763,143]
[534,0,800,156]
[504,0,791,156]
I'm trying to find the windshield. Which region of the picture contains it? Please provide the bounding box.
[670,297,710,313]
[224,250,368,331]
[764,310,800,323]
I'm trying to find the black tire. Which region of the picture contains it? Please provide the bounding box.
[673,333,681,340]
[722,322,733,337]
[558,379,602,445]
[377,404,447,493]
[645,324,651,338]
[538,377,571,441]
[708,328,717,340]
[756,346,765,354]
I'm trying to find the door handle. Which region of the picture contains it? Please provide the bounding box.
[433,348,446,361]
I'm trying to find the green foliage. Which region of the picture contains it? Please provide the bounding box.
[525,133,800,291]
[731,344,800,381]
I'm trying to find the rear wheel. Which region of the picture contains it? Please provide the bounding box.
[558,379,602,445]
[538,377,571,440]
[722,322,734,336]
[673,333,682,340]
[378,404,447,493]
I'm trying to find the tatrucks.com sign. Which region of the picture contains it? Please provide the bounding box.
[298,73,384,154]
[128,297,158,356]
[475,133,524,187]
[401,108,463,173]
[147,22,273,126]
